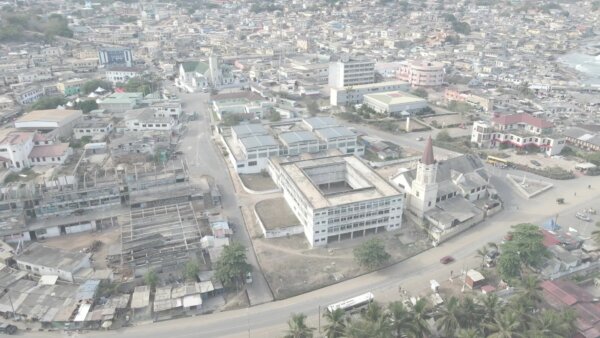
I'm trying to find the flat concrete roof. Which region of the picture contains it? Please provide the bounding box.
[239,135,278,150]
[279,130,318,145]
[332,80,409,91]
[16,109,82,123]
[315,126,355,141]
[364,91,426,105]
[276,155,401,210]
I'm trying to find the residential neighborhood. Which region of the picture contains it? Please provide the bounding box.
[0,0,599,337]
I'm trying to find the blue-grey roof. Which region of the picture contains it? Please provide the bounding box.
[315,126,355,140]
[231,124,268,138]
[279,131,318,145]
[239,135,279,150]
[303,116,338,130]
[75,279,101,301]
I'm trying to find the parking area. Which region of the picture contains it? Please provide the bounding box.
[492,149,580,171]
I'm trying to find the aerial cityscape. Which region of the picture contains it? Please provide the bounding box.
[0,0,599,337]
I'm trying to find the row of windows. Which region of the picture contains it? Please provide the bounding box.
[325,209,391,224]
[326,217,389,232]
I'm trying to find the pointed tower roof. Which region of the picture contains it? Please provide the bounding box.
[421,136,435,165]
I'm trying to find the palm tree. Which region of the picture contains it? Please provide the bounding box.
[323,308,346,338]
[475,246,490,268]
[345,318,377,338]
[410,298,432,338]
[435,296,462,337]
[361,302,391,338]
[456,328,481,338]
[388,301,414,337]
[526,309,565,338]
[484,310,523,338]
[284,313,315,338]
[457,296,482,329]
[480,293,502,328]
[517,274,543,310]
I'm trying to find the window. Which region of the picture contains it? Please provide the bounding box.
[248,161,257,166]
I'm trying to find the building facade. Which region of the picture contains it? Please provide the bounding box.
[471,113,566,156]
[328,57,375,88]
[329,80,410,106]
[269,155,403,247]
[398,61,444,87]
[98,48,133,68]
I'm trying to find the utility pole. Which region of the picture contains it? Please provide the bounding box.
[7,293,15,319]
[318,305,321,334]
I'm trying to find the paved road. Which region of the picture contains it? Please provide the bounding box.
[28,167,600,337]
[170,85,274,305]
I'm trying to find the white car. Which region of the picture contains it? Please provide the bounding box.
[576,212,592,222]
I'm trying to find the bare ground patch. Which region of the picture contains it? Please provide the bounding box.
[253,217,432,300]
[239,173,278,191]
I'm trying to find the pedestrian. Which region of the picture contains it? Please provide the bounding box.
[589,185,592,189]
[574,192,577,196]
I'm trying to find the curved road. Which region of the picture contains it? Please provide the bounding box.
[31,172,600,338]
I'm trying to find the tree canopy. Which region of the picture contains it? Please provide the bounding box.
[81,79,113,95]
[29,96,67,111]
[353,239,391,270]
[215,243,251,288]
[497,223,549,280]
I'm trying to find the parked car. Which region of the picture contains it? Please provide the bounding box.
[0,323,17,335]
[484,201,500,210]
[416,137,424,141]
[576,212,592,222]
[245,272,253,284]
[530,160,541,167]
[440,256,454,264]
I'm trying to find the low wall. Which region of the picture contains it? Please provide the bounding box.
[506,174,553,199]
[253,207,303,239]
[368,156,420,168]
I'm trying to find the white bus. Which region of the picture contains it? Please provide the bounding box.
[327,292,374,313]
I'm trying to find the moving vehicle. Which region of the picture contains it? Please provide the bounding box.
[530,159,542,167]
[576,212,592,222]
[327,292,374,313]
[440,256,454,264]
[556,198,564,204]
[486,156,510,168]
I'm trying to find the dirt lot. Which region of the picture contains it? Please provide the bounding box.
[246,206,432,299]
[40,227,121,270]
[486,148,579,171]
[255,197,299,229]
[239,173,278,191]
[421,114,469,128]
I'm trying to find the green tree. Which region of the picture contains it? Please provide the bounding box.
[410,298,432,338]
[122,76,158,95]
[456,328,481,338]
[144,270,158,289]
[30,96,67,111]
[269,109,281,122]
[77,100,98,113]
[214,243,251,288]
[353,239,391,270]
[436,130,453,142]
[388,301,414,337]
[306,100,320,116]
[457,296,482,329]
[81,79,113,94]
[184,260,199,281]
[484,310,523,338]
[284,313,315,338]
[481,293,501,329]
[435,296,461,337]
[516,275,543,310]
[412,88,428,99]
[323,308,346,338]
[475,245,489,268]
[497,223,549,280]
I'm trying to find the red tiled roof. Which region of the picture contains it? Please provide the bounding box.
[28,143,69,158]
[542,230,561,247]
[541,280,579,306]
[0,132,33,146]
[492,112,554,129]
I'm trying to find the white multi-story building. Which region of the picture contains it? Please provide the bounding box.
[398,61,444,87]
[124,108,176,132]
[269,155,403,247]
[0,130,72,170]
[328,57,375,88]
[471,113,566,156]
[329,80,410,106]
[105,67,143,84]
[363,91,428,116]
